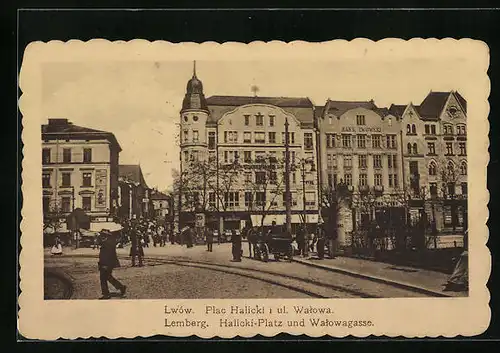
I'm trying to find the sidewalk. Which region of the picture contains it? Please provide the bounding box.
[293,254,467,297]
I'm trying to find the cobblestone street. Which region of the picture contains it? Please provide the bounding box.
[44,242,456,299]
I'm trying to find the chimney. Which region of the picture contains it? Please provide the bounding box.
[48,118,69,126]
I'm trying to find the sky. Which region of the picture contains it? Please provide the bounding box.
[40,45,482,191]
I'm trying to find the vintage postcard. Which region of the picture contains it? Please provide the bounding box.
[19,38,490,339]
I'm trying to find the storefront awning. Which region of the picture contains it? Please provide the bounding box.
[250,214,286,226]
[291,214,319,224]
[90,222,123,232]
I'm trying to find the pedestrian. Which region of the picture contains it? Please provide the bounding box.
[170,231,175,245]
[50,236,63,256]
[247,226,257,258]
[444,230,469,292]
[231,229,242,262]
[206,227,214,252]
[316,224,326,260]
[129,224,144,267]
[186,225,194,248]
[296,224,306,257]
[98,229,126,300]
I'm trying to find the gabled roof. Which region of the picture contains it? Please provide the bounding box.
[454,91,467,113]
[314,105,325,119]
[324,100,378,117]
[374,107,391,118]
[151,190,171,200]
[417,91,450,120]
[206,95,315,126]
[206,95,313,108]
[42,118,122,151]
[388,104,407,118]
[119,165,149,188]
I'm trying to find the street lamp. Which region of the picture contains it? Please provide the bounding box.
[295,157,315,229]
[284,117,292,235]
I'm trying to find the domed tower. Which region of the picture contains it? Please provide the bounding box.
[180,61,210,166]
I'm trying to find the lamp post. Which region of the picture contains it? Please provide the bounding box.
[284,117,292,235]
[299,158,315,229]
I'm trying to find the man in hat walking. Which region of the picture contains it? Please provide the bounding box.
[98,229,126,299]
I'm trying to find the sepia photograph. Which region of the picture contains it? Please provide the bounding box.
[19,38,489,339]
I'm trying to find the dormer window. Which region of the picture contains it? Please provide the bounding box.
[183,116,188,122]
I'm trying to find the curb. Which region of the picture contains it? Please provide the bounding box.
[292,258,453,298]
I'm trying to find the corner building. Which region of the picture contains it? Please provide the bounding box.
[316,100,404,245]
[179,64,319,232]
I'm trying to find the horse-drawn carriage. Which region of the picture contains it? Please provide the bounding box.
[254,230,294,262]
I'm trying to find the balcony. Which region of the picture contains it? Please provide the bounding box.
[373,185,384,193]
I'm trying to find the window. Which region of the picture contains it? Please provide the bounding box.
[255,113,264,126]
[192,150,200,162]
[427,142,436,155]
[42,173,51,188]
[461,182,468,196]
[393,174,399,188]
[82,172,92,187]
[386,134,396,149]
[406,124,411,134]
[373,155,382,168]
[388,174,394,187]
[268,132,276,144]
[244,115,250,126]
[326,134,336,148]
[255,151,265,162]
[184,151,189,162]
[82,196,91,211]
[42,148,51,164]
[256,192,266,206]
[43,197,50,213]
[357,134,366,148]
[223,151,237,164]
[305,192,316,206]
[344,173,352,186]
[62,197,71,213]
[82,148,92,163]
[244,172,252,183]
[209,193,216,208]
[343,156,352,169]
[424,125,430,134]
[282,132,295,144]
[269,115,275,127]
[269,152,277,163]
[356,115,366,125]
[244,151,252,163]
[430,183,438,197]
[183,130,188,142]
[388,117,392,127]
[447,183,456,197]
[245,192,253,207]
[327,154,337,168]
[359,173,367,186]
[328,173,338,188]
[243,132,252,143]
[225,131,238,143]
[224,192,239,208]
[460,162,467,175]
[63,148,71,163]
[372,135,381,148]
[411,125,416,134]
[429,162,437,176]
[193,130,199,142]
[292,172,297,184]
[412,143,418,155]
[193,116,199,122]
[254,132,265,143]
[457,125,466,136]
[459,142,467,156]
[446,142,454,155]
[342,134,352,148]
[62,172,71,187]
[269,171,277,184]
[431,125,436,135]
[358,155,367,169]
[209,151,216,162]
[208,132,216,149]
[444,125,453,135]
[388,155,397,169]
[374,173,383,186]
[304,133,313,150]
[407,143,412,154]
[255,171,266,184]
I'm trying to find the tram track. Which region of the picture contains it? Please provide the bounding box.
[48,253,432,298]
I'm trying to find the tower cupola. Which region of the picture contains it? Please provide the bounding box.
[181,61,209,113]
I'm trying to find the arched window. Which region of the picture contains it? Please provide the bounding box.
[447,161,456,179]
[407,143,412,154]
[411,124,416,134]
[460,161,467,175]
[429,161,437,176]
[413,143,418,155]
[406,124,411,134]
